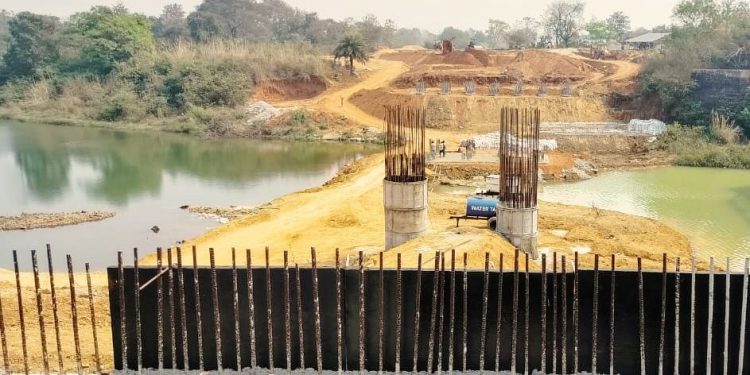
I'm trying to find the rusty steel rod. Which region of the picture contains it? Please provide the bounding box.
[427,252,440,374]
[266,247,274,370]
[379,252,385,374]
[511,249,519,374]
[233,248,242,372]
[553,253,558,374]
[690,256,696,375]
[295,263,305,370]
[541,254,547,375]
[86,262,102,373]
[561,255,567,375]
[524,253,530,375]
[674,257,681,375]
[494,253,504,373]
[610,255,616,375]
[448,250,456,374]
[193,246,205,370]
[46,245,64,374]
[359,251,365,375]
[573,252,579,374]
[437,254,446,375]
[0,274,9,374]
[116,251,126,372]
[157,248,164,371]
[31,250,49,374]
[638,257,645,375]
[739,258,750,375]
[66,255,83,374]
[479,252,490,375]
[209,248,223,371]
[283,252,291,374]
[246,249,257,370]
[592,254,600,375]
[659,254,667,375]
[176,248,188,372]
[413,253,423,373]
[168,249,177,371]
[723,258,730,375]
[138,266,170,292]
[312,248,323,374]
[707,257,715,375]
[396,253,403,374]
[133,249,142,373]
[462,253,469,373]
[336,249,342,374]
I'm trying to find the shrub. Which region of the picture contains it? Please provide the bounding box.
[709,111,741,144]
[654,123,707,153]
[95,86,146,121]
[674,144,750,169]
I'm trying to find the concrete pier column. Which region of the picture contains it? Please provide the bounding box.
[496,204,539,258]
[384,179,429,250]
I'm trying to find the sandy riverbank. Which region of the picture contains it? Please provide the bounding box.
[141,153,694,272]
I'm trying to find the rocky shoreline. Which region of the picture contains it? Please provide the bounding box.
[0,211,115,231]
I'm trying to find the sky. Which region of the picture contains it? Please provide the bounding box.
[3,0,678,32]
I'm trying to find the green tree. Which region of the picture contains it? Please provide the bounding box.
[542,0,585,47]
[439,27,471,49]
[0,10,11,55]
[1,12,61,81]
[585,19,611,45]
[606,11,631,44]
[486,19,510,49]
[356,14,382,51]
[187,0,280,41]
[333,32,369,75]
[673,0,721,28]
[153,4,189,43]
[66,6,154,76]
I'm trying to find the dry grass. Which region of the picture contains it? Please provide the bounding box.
[710,111,741,144]
[165,40,330,82]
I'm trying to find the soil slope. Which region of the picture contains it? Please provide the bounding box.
[140,154,692,272]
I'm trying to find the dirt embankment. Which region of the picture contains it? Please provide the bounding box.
[383,49,614,87]
[1,211,115,231]
[139,154,693,273]
[253,77,328,102]
[350,88,610,130]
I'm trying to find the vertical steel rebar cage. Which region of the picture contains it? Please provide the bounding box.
[384,105,426,183]
[498,107,541,209]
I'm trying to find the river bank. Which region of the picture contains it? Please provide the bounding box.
[140,154,697,272]
[0,211,115,231]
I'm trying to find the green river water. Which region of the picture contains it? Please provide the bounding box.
[2,120,748,269]
[539,167,750,262]
[0,121,378,270]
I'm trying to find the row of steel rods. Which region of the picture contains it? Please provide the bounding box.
[498,107,540,209]
[1,245,741,375]
[6,248,101,375]
[384,105,426,183]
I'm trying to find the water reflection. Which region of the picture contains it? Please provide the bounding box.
[6,121,375,205]
[540,167,750,261]
[1,121,378,269]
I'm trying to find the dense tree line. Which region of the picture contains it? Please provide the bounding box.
[640,0,750,136]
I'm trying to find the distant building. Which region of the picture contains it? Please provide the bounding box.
[624,32,670,50]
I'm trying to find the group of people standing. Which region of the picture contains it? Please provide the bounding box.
[429,139,447,159]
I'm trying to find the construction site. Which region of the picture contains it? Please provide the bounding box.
[0,41,747,375]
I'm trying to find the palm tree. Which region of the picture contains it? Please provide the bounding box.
[333,32,369,75]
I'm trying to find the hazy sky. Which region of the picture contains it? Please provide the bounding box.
[3,0,678,32]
